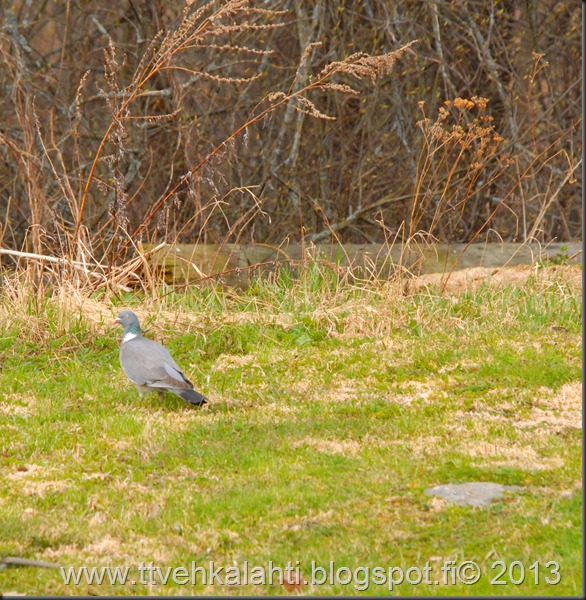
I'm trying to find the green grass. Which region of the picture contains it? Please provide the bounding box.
[0,265,582,596]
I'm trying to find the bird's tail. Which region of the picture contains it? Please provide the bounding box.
[174,388,208,406]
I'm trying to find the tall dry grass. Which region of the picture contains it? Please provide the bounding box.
[0,0,580,303]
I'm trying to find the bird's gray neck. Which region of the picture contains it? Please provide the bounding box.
[122,323,141,343]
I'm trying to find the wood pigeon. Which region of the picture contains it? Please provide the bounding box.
[114,310,207,406]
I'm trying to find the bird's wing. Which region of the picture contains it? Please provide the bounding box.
[120,338,193,390]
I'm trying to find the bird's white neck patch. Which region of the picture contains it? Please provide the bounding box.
[123,331,138,343]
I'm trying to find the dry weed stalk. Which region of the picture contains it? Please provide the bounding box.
[74,1,285,253]
[409,96,513,244]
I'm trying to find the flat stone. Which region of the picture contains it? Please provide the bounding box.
[425,482,521,507]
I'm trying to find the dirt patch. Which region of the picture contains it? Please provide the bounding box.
[6,464,46,479]
[464,441,564,471]
[84,535,124,557]
[285,509,336,532]
[389,381,447,405]
[50,533,172,564]
[213,354,257,370]
[402,435,446,459]
[408,264,582,294]
[20,480,71,496]
[252,401,300,424]
[291,437,362,456]
[6,464,71,496]
[450,381,582,435]
[517,381,582,431]
[287,375,361,404]
[0,398,33,416]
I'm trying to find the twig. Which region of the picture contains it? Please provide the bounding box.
[307,193,414,243]
[0,247,100,273]
[527,159,581,240]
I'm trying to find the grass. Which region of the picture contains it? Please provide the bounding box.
[0,264,582,596]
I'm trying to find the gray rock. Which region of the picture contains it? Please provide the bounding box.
[425,482,521,507]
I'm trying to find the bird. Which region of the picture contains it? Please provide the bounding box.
[113,310,207,406]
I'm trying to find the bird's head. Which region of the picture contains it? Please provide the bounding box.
[113,310,141,334]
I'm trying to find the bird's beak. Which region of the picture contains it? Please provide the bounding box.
[113,317,121,325]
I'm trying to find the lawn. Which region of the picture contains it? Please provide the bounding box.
[0,264,582,596]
